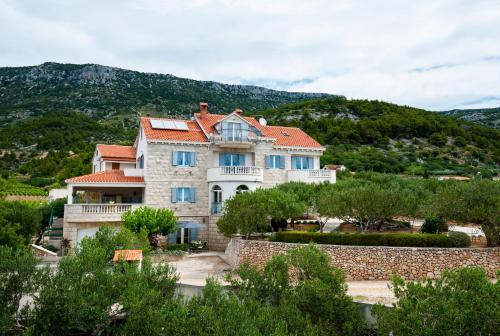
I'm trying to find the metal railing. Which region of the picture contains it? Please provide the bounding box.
[220,166,261,175]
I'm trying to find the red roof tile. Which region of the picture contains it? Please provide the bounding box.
[65,170,145,184]
[140,112,322,148]
[113,250,143,261]
[260,125,323,148]
[141,117,208,142]
[97,144,136,162]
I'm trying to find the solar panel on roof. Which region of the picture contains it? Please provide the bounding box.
[150,119,189,131]
[174,121,189,130]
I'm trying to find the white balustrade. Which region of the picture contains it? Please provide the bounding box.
[220,166,261,175]
[81,204,133,214]
[288,169,336,183]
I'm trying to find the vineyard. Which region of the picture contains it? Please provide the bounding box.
[0,178,48,197]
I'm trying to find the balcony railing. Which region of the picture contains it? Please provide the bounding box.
[81,204,134,214]
[220,166,261,175]
[207,166,264,182]
[65,203,143,222]
[287,169,336,183]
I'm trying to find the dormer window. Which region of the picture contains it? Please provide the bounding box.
[221,121,243,141]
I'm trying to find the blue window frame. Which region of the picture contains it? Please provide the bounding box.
[137,154,144,169]
[219,153,245,166]
[171,188,196,203]
[291,156,313,170]
[172,151,196,167]
[265,155,285,169]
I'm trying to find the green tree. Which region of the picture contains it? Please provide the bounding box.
[122,206,177,241]
[0,246,39,333]
[433,180,500,246]
[229,245,365,335]
[0,200,43,249]
[217,188,306,238]
[373,268,500,336]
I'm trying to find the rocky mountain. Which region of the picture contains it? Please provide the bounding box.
[440,107,500,129]
[0,62,330,124]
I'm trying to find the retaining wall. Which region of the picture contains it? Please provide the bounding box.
[225,238,500,280]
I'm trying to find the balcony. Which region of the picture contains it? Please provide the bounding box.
[287,169,336,184]
[65,203,143,222]
[207,166,263,182]
[211,131,258,148]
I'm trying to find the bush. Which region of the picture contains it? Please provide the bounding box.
[421,215,447,233]
[448,231,471,247]
[373,268,499,335]
[163,243,188,251]
[270,231,468,248]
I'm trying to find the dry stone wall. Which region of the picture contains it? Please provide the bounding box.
[226,238,500,280]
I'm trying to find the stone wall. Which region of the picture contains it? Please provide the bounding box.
[226,238,500,280]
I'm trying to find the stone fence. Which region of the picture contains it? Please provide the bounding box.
[225,237,500,280]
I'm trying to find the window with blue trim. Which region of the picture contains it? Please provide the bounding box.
[291,156,313,170]
[219,153,245,166]
[265,155,285,169]
[171,188,196,203]
[172,151,196,167]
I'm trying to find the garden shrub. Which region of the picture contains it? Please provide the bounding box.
[163,243,188,251]
[421,215,447,233]
[373,268,499,335]
[448,231,471,247]
[270,231,469,248]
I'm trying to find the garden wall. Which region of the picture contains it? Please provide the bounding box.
[225,237,500,280]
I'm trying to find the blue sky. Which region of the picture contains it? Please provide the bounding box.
[1,0,500,110]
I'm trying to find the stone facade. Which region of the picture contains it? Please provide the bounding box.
[226,238,500,280]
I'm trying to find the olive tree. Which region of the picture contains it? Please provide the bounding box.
[433,179,500,246]
[217,188,306,238]
[373,267,500,335]
[122,206,177,245]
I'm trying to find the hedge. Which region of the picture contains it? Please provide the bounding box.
[270,231,468,248]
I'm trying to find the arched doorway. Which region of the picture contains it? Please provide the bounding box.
[236,184,249,194]
[211,185,222,214]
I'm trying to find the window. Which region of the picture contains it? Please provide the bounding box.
[211,185,222,214]
[236,185,249,194]
[172,151,196,167]
[171,188,196,203]
[219,153,245,166]
[222,121,243,141]
[291,156,313,170]
[137,154,144,169]
[265,155,285,169]
[111,162,120,170]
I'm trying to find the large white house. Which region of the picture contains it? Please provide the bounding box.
[64,103,335,250]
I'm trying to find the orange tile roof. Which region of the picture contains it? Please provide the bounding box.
[141,112,322,148]
[113,250,143,261]
[65,170,145,184]
[140,117,208,142]
[97,144,136,162]
[260,125,323,148]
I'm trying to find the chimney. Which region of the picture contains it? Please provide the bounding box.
[234,108,243,115]
[199,102,208,118]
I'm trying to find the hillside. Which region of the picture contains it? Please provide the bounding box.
[440,107,500,129]
[0,62,329,123]
[260,97,500,176]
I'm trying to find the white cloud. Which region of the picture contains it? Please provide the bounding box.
[0,0,499,110]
